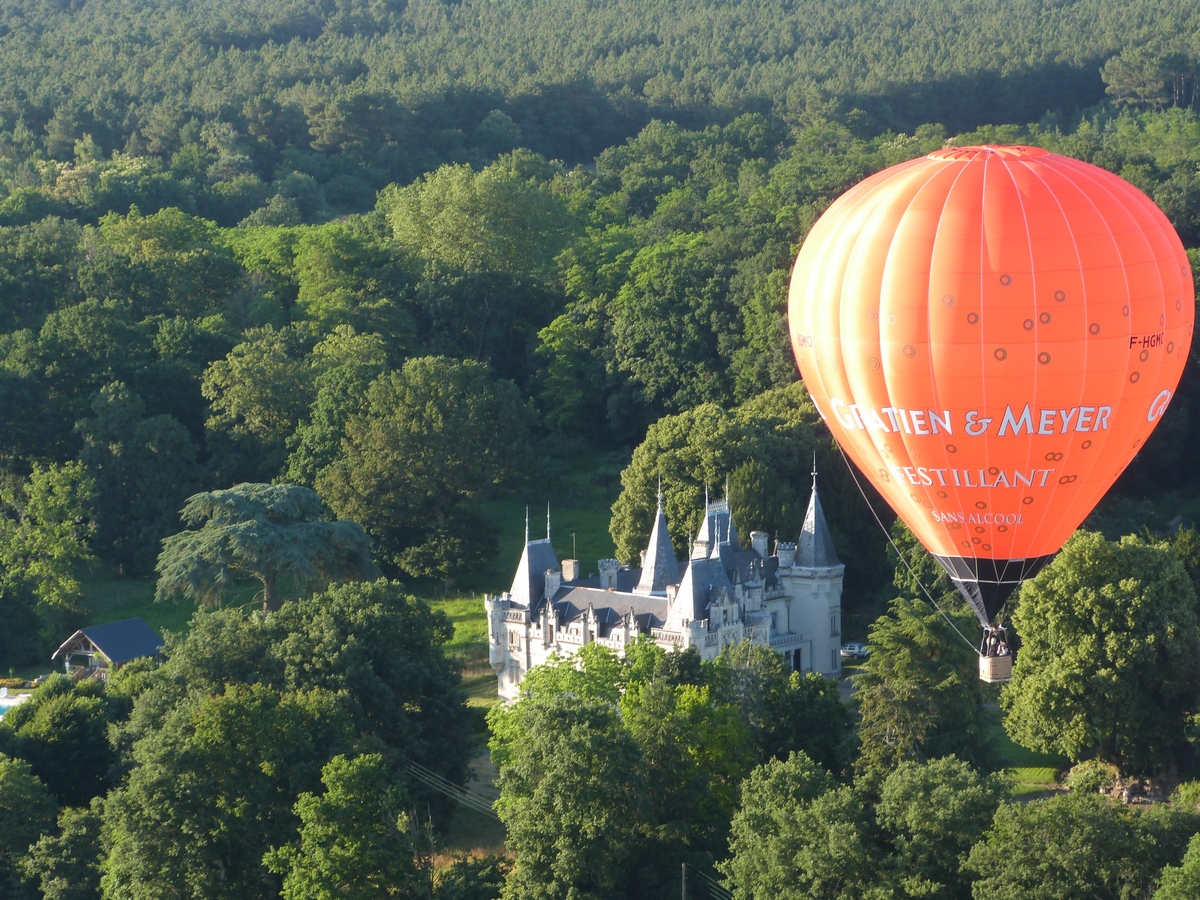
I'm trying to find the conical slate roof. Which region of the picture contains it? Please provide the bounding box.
[796,477,840,568]
[509,508,560,607]
[636,491,678,595]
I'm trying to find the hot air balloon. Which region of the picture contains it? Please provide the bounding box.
[787,145,1194,681]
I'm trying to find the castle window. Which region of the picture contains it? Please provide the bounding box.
[830,612,840,636]
[831,649,839,671]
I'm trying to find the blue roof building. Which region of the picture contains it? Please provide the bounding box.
[52,617,164,679]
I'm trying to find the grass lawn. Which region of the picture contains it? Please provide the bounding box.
[980,705,1069,793]
[406,449,625,709]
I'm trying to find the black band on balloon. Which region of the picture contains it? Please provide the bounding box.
[931,554,1058,625]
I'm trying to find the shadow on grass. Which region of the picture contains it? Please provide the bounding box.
[980,705,1069,793]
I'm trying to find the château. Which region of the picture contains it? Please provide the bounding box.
[486,474,845,701]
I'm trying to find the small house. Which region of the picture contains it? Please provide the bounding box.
[52,618,164,680]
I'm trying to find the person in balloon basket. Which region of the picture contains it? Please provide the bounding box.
[981,626,1010,658]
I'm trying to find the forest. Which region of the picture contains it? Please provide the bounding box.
[4,0,1200,897]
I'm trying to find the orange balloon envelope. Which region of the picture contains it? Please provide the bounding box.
[788,145,1195,624]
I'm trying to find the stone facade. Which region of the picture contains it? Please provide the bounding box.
[485,479,845,702]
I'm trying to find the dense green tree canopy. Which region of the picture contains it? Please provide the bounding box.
[966,792,1200,900]
[489,640,859,899]
[22,800,104,900]
[104,683,357,900]
[721,751,876,900]
[876,757,1005,900]
[105,579,469,900]
[0,753,58,900]
[77,381,201,573]
[1002,531,1200,772]
[854,596,991,780]
[1156,832,1200,900]
[318,356,533,579]
[265,753,419,900]
[0,674,121,806]
[383,154,577,280]
[120,580,472,802]
[0,462,95,662]
[496,696,651,900]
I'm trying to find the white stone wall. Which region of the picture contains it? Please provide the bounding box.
[777,565,844,676]
[487,557,844,700]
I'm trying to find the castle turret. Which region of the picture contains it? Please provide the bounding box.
[796,469,841,569]
[485,595,507,673]
[636,485,678,594]
[598,558,620,589]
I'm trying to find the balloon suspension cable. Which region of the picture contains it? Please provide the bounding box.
[831,441,981,654]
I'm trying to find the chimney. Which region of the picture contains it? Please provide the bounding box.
[777,541,796,568]
[544,567,561,600]
[561,559,580,582]
[750,531,769,557]
[598,559,620,589]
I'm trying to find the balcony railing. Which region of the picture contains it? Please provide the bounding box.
[650,628,684,645]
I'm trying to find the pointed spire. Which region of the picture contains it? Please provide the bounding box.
[546,503,551,541]
[796,466,841,568]
[694,488,714,559]
[510,506,560,608]
[637,483,679,595]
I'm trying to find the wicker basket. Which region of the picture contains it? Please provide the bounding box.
[979,654,1013,683]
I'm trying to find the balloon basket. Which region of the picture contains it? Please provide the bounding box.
[979,654,1012,683]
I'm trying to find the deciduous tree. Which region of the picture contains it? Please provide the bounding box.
[318,356,532,580]
[495,696,650,900]
[0,753,57,900]
[103,685,356,900]
[966,792,1200,900]
[1155,832,1200,900]
[76,381,201,573]
[721,751,876,900]
[0,675,119,806]
[22,799,104,900]
[1002,531,1200,773]
[0,462,95,663]
[265,753,419,900]
[201,324,315,479]
[383,152,574,281]
[876,757,1006,900]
